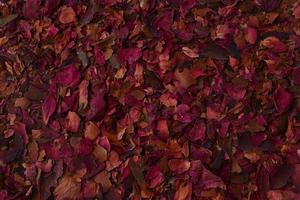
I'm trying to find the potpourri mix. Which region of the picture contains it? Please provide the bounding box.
[1,0,300,199]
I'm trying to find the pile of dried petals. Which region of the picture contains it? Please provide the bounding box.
[1,0,300,199]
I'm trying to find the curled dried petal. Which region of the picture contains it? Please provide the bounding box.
[59,6,76,24]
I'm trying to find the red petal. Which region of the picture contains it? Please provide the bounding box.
[188,119,206,142]
[118,48,142,65]
[273,87,293,113]
[42,95,57,125]
[55,64,81,87]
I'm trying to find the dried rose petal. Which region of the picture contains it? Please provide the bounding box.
[59,6,76,24]
[79,80,89,110]
[118,48,142,65]
[293,4,300,19]
[273,87,293,113]
[200,168,225,189]
[54,175,81,200]
[95,48,105,65]
[146,166,165,188]
[23,0,40,19]
[246,26,257,44]
[292,67,300,85]
[83,181,99,198]
[84,121,100,140]
[174,183,191,200]
[182,47,199,58]
[168,159,191,174]
[55,64,81,87]
[86,88,107,121]
[292,164,300,190]
[261,36,287,52]
[256,0,281,12]
[188,119,206,142]
[66,111,80,133]
[76,138,93,155]
[42,95,57,125]
[174,68,196,89]
[106,151,122,171]
[156,119,169,139]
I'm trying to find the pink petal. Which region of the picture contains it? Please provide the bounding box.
[58,6,76,24]
[246,26,257,44]
[293,4,300,19]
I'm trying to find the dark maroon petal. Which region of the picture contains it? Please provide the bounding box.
[117,48,142,65]
[271,164,293,189]
[23,0,40,19]
[188,119,206,142]
[273,87,293,113]
[94,48,105,65]
[292,164,300,190]
[42,95,57,125]
[14,122,28,145]
[43,0,61,16]
[256,0,281,12]
[86,88,107,121]
[180,0,196,17]
[292,67,300,85]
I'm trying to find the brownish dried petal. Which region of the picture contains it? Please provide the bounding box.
[168,159,191,174]
[84,121,100,140]
[59,6,76,24]
[54,175,81,200]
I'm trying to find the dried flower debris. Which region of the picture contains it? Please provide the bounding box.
[1,0,300,199]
